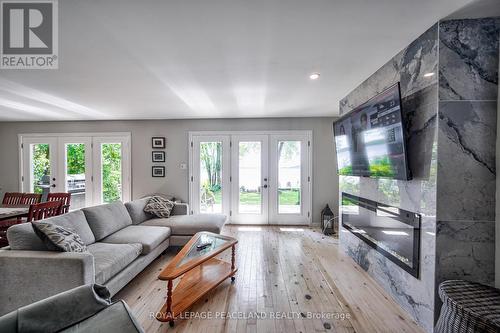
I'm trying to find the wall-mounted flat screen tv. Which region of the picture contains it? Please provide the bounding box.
[333,83,409,180]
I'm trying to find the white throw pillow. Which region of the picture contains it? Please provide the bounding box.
[144,195,175,218]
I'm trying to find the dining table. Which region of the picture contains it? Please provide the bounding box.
[0,204,30,222]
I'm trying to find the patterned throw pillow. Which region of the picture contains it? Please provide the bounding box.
[32,222,88,252]
[144,196,175,218]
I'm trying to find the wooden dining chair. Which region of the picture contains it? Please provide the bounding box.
[47,193,71,214]
[21,193,42,205]
[2,192,24,205]
[27,201,62,222]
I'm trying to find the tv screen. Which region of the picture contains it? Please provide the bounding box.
[333,83,409,180]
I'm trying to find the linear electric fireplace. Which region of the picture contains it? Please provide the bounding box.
[341,193,421,277]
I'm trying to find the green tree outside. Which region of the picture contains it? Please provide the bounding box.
[32,144,50,194]
[101,143,122,203]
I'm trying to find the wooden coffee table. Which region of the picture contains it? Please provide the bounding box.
[156,232,238,326]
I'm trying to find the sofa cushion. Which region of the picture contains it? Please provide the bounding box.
[42,210,95,245]
[83,202,132,241]
[87,242,142,284]
[32,222,88,253]
[140,214,226,236]
[124,197,154,225]
[100,226,170,254]
[143,196,175,218]
[6,222,47,250]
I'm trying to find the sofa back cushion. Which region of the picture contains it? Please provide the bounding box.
[82,202,132,241]
[32,221,88,252]
[6,210,95,249]
[42,210,95,245]
[6,223,47,250]
[124,197,154,225]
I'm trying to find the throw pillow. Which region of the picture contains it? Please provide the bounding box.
[32,222,88,252]
[144,195,175,218]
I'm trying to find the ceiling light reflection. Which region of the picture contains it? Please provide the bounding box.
[0,98,70,119]
[0,78,106,118]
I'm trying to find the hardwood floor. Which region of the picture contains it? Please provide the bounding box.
[115,226,424,333]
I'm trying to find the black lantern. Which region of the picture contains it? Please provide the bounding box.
[321,204,337,236]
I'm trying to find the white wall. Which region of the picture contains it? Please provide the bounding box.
[0,117,338,223]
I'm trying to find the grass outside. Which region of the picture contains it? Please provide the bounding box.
[211,189,300,205]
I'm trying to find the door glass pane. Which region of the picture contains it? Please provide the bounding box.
[239,141,261,214]
[199,142,222,213]
[101,143,122,204]
[31,144,50,194]
[65,143,86,210]
[278,141,301,214]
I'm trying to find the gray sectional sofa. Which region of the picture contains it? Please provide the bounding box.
[0,284,145,333]
[0,197,226,316]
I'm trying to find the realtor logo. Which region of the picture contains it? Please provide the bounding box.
[1,0,58,69]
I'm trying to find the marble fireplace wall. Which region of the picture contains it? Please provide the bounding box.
[339,24,439,333]
[435,18,499,289]
[338,17,499,333]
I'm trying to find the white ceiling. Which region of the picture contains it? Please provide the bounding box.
[0,0,473,121]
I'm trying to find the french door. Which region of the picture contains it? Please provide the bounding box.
[20,133,131,208]
[191,136,231,216]
[269,134,311,224]
[190,131,311,225]
[231,135,269,224]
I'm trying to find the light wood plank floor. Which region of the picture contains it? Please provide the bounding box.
[115,226,424,333]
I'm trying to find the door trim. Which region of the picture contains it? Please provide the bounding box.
[188,130,312,225]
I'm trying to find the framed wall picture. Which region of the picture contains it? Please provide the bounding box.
[152,137,166,148]
[152,151,166,162]
[152,166,165,177]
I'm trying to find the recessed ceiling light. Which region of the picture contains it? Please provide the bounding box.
[423,72,435,77]
[309,73,320,80]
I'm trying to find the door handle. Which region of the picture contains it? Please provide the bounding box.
[51,184,56,188]
[263,184,268,189]
[264,178,268,182]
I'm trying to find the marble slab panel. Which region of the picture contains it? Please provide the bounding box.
[340,23,438,115]
[437,101,497,221]
[340,218,436,333]
[435,220,495,286]
[439,18,500,101]
[338,21,441,333]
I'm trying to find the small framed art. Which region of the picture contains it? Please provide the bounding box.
[152,137,166,148]
[152,166,165,177]
[152,151,166,162]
